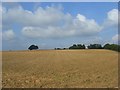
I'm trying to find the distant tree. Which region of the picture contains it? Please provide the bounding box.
[69,44,76,49]
[72,44,78,49]
[103,43,120,52]
[87,44,103,49]
[83,44,86,49]
[28,45,39,50]
[69,44,86,49]
[55,48,68,50]
[56,48,61,50]
[103,43,111,49]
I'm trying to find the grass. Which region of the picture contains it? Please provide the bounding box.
[2,49,118,88]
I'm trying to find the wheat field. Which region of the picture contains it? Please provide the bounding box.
[2,49,118,88]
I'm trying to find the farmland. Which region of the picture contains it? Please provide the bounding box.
[2,49,118,88]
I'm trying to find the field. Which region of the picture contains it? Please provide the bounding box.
[2,49,118,88]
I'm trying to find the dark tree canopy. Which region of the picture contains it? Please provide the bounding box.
[87,44,103,49]
[27,43,120,52]
[28,45,39,50]
[69,44,85,49]
[103,43,120,52]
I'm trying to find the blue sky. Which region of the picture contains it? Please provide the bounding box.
[2,2,118,50]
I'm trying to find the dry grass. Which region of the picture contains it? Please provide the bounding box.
[2,49,118,88]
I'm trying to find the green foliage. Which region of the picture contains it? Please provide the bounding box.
[28,45,39,50]
[87,44,103,49]
[103,44,120,52]
[69,44,85,49]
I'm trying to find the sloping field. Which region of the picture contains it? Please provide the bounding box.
[2,49,118,88]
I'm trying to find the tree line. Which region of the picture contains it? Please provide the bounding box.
[69,44,85,49]
[28,43,120,52]
[56,43,120,52]
[103,44,120,52]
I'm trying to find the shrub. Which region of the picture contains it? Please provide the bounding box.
[28,45,39,50]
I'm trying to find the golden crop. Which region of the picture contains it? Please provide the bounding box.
[2,49,118,88]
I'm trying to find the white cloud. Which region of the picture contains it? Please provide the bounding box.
[22,26,75,38]
[0,4,2,30]
[0,30,2,42]
[2,5,72,27]
[107,9,118,24]
[103,9,118,29]
[112,34,120,43]
[0,4,2,13]
[21,15,101,38]
[74,14,101,35]
[2,30,15,40]
[2,5,102,39]
[0,2,1,31]
[76,14,86,22]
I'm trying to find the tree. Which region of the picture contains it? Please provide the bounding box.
[87,44,103,49]
[69,44,86,49]
[81,44,85,49]
[103,43,111,49]
[28,45,39,50]
[103,43,120,52]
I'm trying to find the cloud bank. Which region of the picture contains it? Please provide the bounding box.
[112,34,120,43]
[2,5,103,39]
[103,9,118,29]
[2,29,15,40]
[1,3,118,50]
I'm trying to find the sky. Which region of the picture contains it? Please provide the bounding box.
[1,2,119,50]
